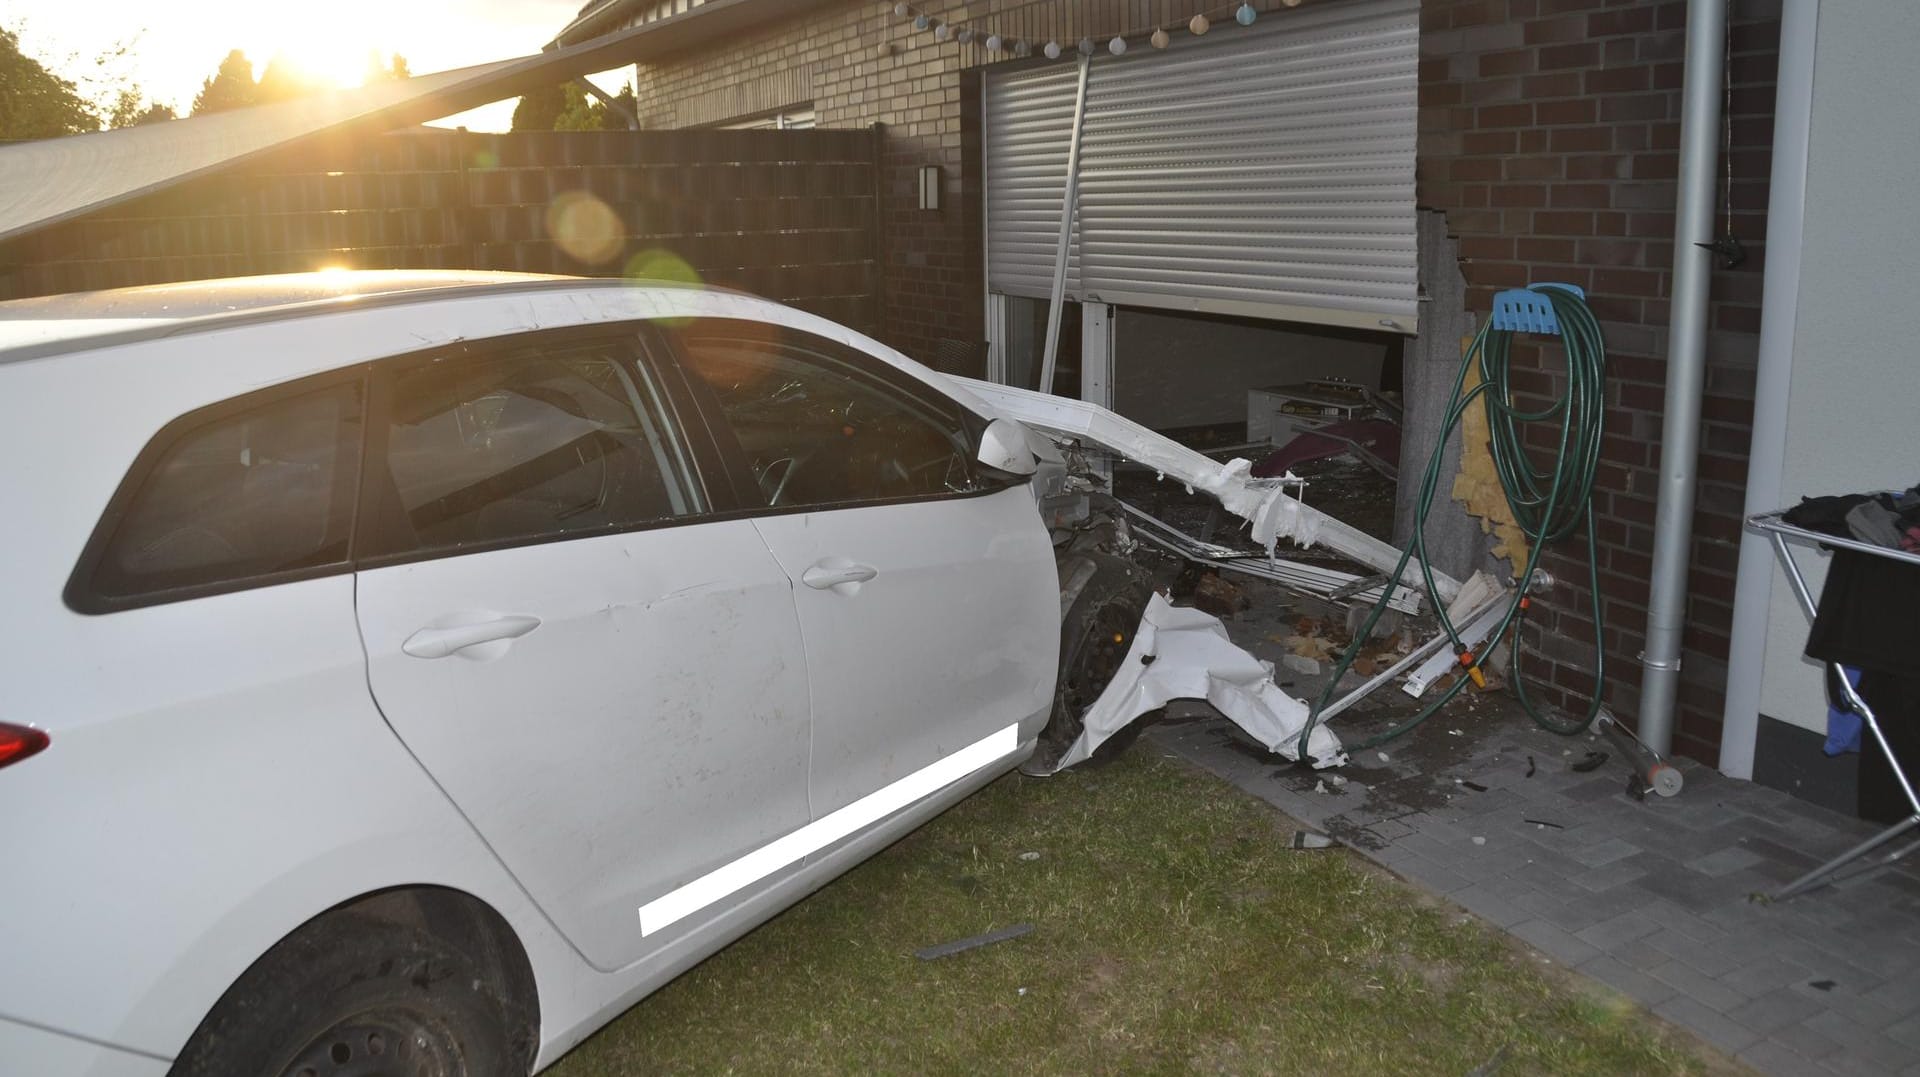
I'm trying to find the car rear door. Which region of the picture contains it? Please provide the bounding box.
[350,326,813,970]
[662,319,1059,819]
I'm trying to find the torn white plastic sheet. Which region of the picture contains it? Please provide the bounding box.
[957,376,1461,605]
[1052,593,1347,772]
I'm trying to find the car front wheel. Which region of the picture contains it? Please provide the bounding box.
[169,914,525,1077]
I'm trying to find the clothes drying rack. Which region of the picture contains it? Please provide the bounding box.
[1749,509,1920,900]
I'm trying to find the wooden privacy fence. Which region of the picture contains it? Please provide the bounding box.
[0,126,881,334]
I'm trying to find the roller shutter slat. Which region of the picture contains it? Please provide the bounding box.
[984,0,1418,332]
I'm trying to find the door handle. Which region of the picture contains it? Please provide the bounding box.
[802,560,879,591]
[403,615,542,659]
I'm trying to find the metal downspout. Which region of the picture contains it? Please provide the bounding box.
[1719,0,1817,778]
[1038,53,1091,396]
[1638,0,1731,755]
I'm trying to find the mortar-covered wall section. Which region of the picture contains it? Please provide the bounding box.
[624,0,1310,369]
[1419,0,1781,763]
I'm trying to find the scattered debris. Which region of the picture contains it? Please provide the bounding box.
[1281,654,1323,677]
[1448,728,1465,736]
[1191,572,1249,617]
[1458,780,1489,793]
[1017,987,1028,996]
[914,923,1035,961]
[1377,751,1391,763]
[1523,819,1566,830]
[1018,851,1041,862]
[1524,755,1537,778]
[1324,773,1349,788]
[1291,831,1340,849]
[1570,751,1609,773]
[1314,779,1330,794]
[1471,836,1487,846]
[1465,1042,1513,1077]
[1255,414,1402,482]
[1403,572,1511,697]
[1809,979,1836,992]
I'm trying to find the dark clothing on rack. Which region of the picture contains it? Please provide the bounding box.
[1783,494,1870,538]
[1804,547,1920,823]
[1856,672,1920,824]
[1784,486,1920,551]
[1806,549,1920,673]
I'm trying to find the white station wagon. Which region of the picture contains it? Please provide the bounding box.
[0,272,1088,1076]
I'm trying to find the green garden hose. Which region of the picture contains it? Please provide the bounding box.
[1296,284,1610,759]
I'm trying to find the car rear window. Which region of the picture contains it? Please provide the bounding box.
[77,380,363,609]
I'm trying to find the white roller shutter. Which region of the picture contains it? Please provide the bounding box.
[984,0,1419,334]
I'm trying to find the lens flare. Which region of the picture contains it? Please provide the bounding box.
[546,191,625,267]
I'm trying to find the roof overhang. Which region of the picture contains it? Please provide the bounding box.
[550,0,845,50]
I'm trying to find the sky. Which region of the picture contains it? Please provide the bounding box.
[8,0,619,131]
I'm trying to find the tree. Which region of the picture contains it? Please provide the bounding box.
[602,83,637,130]
[108,86,173,128]
[510,83,566,131]
[553,83,604,131]
[255,54,329,104]
[192,49,258,114]
[0,25,99,139]
[365,51,409,83]
[132,102,175,126]
[520,81,636,132]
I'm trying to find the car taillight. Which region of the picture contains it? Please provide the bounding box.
[0,723,49,770]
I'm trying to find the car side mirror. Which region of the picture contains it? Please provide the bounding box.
[976,417,1038,476]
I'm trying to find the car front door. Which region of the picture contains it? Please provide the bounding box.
[665,320,1059,819]
[351,327,813,970]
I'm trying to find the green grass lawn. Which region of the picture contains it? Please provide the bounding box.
[550,749,1720,1076]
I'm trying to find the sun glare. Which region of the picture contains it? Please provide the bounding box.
[244,19,389,91]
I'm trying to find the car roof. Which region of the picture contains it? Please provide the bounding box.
[0,271,695,362]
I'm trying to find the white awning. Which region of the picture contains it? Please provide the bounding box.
[0,4,809,244]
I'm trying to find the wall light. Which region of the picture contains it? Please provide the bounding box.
[918,164,942,211]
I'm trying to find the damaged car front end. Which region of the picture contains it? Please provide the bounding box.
[977,377,1437,776]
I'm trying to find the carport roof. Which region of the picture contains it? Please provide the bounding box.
[0,0,831,246]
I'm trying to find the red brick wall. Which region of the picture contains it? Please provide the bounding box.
[1418,0,1781,762]
[630,0,1775,762]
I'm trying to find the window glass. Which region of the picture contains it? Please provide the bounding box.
[93,381,362,602]
[369,341,697,557]
[677,324,982,510]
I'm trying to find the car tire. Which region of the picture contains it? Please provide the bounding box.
[1023,553,1156,776]
[168,912,526,1077]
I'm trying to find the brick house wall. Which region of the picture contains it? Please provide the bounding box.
[625,0,1300,366]
[631,0,1777,764]
[1418,0,1780,762]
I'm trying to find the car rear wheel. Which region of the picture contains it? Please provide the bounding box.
[169,914,524,1077]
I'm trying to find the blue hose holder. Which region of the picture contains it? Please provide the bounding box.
[1490,282,1587,336]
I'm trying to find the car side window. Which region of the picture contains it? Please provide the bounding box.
[81,380,363,607]
[674,322,984,511]
[362,337,701,559]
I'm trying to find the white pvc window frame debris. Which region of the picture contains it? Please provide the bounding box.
[959,377,1462,605]
[1050,594,1347,772]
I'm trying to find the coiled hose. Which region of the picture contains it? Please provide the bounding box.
[1296,284,1610,757]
